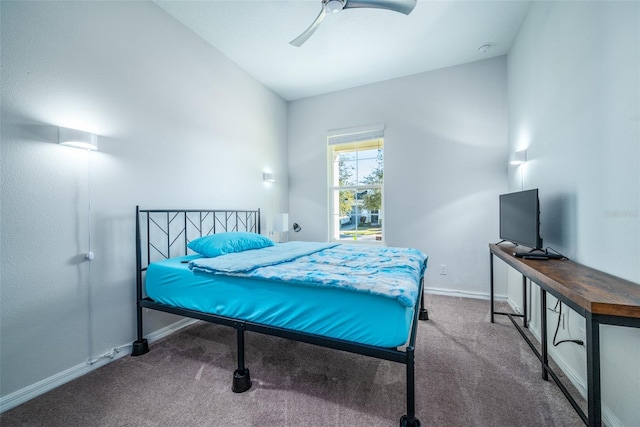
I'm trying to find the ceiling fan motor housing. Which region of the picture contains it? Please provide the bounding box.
[325,0,345,13]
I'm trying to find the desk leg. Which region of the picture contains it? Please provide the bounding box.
[522,276,528,329]
[490,253,495,323]
[586,313,602,427]
[540,288,549,381]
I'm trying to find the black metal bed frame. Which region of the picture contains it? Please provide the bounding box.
[132,207,429,427]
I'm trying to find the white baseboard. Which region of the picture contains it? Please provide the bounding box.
[0,318,198,413]
[424,286,508,302]
[547,347,622,427]
[601,408,625,427]
[145,318,199,344]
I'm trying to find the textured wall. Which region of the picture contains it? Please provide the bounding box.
[1,1,288,399]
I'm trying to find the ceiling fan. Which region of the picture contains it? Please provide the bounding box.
[290,0,417,47]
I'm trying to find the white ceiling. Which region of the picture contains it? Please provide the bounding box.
[155,0,531,101]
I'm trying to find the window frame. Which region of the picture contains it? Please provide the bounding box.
[327,126,385,244]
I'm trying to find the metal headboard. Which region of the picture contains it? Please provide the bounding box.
[136,207,261,271]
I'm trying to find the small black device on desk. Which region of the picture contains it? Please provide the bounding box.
[514,251,565,260]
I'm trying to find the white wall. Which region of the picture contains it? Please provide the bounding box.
[507,2,639,426]
[288,57,509,298]
[0,1,288,403]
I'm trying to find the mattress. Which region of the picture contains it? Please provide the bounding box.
[145,244,426,348]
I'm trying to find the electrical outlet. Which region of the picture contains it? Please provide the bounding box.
[439,264,447,275]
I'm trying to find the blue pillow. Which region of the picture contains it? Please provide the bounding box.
[187,232,274,258]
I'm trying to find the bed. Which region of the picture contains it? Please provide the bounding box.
[132,207,429,427]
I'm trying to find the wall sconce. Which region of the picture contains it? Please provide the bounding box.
[262,172,275,183]
[59,127,98,151]
[510,149,527,165]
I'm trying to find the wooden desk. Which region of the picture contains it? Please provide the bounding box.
[489,243,640,427]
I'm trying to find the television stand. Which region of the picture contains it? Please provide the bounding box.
[489,243,640,427]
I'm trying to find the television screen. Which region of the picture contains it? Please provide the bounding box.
[499,189,543,249]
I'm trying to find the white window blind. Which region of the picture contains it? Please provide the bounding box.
[327,124,385,146]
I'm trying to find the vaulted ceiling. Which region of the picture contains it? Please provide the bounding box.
[156,1,531,101]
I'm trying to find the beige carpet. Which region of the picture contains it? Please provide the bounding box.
[1,295,584,426]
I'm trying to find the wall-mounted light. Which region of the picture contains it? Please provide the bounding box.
[510,149,527,165]
[59,127,98,151]
[262,172,275,183]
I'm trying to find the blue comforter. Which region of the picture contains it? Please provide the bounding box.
[190,242,427,307]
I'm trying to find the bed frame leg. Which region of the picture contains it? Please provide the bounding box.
[399,345,421,427]
[418,289,429,321]
[232,326,252,393]
[132,339,149,356]
[132,206,149,357]
[131,306,149,356]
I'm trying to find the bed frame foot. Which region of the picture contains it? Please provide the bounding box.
[418,285,429,321]
[232,368,252,393]
[131,339,149,356]
[400,415,421,427]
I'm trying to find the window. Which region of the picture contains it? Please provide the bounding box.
[328,126,384,243]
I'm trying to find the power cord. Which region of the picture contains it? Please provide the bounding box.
[545,247,569,260]
[87,343,133,365]
[551,300,584,346]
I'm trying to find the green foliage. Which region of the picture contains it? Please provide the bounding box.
[362,149,383,213]
[362,189,381,213]
[338,155,353,186]
[338,156,355,217]
[339,190,355,217]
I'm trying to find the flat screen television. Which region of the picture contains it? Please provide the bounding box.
[499,189,543,250]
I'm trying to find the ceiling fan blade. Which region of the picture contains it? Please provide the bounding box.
[290,6,327,47]
[344,0,417,15]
